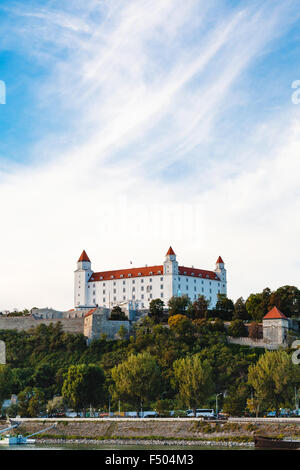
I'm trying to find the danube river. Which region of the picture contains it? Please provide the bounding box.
[0,442,252,451]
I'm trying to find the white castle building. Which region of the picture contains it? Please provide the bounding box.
[74,247,227,311]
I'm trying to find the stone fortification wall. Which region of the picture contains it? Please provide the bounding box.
[0,317,84,334]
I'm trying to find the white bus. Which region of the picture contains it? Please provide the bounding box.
[186,409,215,418]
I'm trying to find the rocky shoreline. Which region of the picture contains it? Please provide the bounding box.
[37,438,254,448]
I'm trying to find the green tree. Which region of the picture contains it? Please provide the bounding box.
[17,386,34,417]
[110,352,161,414]
[62,364,106,412]
[27,388,46,417]
[110,306,126,321]
[0,365,14,404]
[248,350,300,416]
[268,286,300,318]
[245,288,271,322]
[228,319,247,337]
[189,295,208,320]
[223,384,249,416]
[233,297,250,321]
[213,294,234,321]
[149,299,164,323]
[172,355,214,416]
[168,295,191,317]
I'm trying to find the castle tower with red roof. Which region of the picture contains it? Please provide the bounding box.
[74,247,227,311]
[263,307,289,345]
[74,250,93,308]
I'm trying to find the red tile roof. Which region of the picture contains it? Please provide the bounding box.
[84,308,97,318]
[179,266,220,280]
[166,246,176,256]
[89,265,164,282]
[88,265,220,282]
[216,256,224,264]
[263,307,287,320]
[78,250,90,262]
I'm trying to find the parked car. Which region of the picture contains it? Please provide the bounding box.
[186,409,215,418]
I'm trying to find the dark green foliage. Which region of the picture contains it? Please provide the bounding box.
[212,294,234,321]
[168,295,191,317]
[233,297,250,321]
[109,306,127,321]
[149,298,164,323]
[228,319,248,338]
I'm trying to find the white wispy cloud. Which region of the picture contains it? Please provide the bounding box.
[0,0,300,310]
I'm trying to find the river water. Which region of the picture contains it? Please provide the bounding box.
[0,442,252,451]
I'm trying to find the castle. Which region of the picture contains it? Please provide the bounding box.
[74,247,227,311]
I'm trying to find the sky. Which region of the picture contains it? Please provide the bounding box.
[1,0,300,311]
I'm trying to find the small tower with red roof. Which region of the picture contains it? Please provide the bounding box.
[74,250,93,309]
[215,256,226,291]
[263,307,289,345]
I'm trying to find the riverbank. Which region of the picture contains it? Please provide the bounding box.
[3,418,300,446]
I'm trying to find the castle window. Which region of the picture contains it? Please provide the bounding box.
[138,273,141,276]
[132,280,135,284]
[103,290,106,294]
[111,275,114,279]
[149,294,152,299]
[191,273,194,276]
[141,279,144,283]
[132,287,135,292]
[123,280,125,285]
[132,295,135,300]
[103,298,106,302]
[141,294,144,299]
[93,290,96,295]
[149,278,152,282]
[100,276,103,280]
[141,286,144,291]
[123,288,126,293]
[149,272,153,275]
[198,274,202,277]
[114,296,116,301]
[160,277,163,281]
[158,271,161,274]
[160,285,163,289]
[161,293,163,298]
[128,274,132,277]
[113,281,116,286]
[120,274,123,278]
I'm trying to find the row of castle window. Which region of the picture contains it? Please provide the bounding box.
[85,277,221,288]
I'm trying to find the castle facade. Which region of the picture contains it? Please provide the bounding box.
[74,247,227,311]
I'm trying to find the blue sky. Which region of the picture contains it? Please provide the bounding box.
[1,0,300,310]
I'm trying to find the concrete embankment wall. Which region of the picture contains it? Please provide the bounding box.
[4,418,300,441]
[0,317,84,334]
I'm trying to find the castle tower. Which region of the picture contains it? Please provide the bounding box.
[74,250,93,308]
[263,307,289,345]
[215,256,227,295]
[163,246,179,275]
